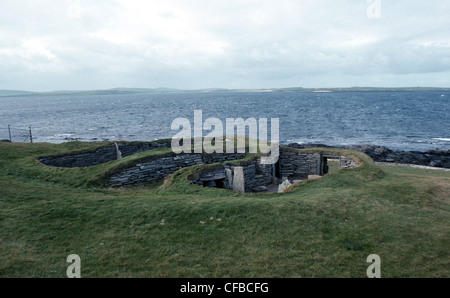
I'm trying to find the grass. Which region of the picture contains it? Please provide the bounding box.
[0,142,449,277]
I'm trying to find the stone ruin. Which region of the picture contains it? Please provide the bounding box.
[38,140,359,193]
[38,141,171,168]
[187,148,354,193]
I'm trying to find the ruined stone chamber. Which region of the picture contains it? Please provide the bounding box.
[108,152,246,187]
[188,158,274,193]
[188,147,335,193]
[38,141,359,193]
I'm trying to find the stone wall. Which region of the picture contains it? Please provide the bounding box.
[39,141,171,168]
[188,149,361,193]
[190,149,331,193]
[39,141,361,192]
[279,149,324,179]
[190,165,229,187]
[240,160,274,192]
[109,152,246,187]
[339,156,358,169]
[189,158,274,193]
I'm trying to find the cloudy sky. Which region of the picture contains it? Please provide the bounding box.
[1,0,449,91]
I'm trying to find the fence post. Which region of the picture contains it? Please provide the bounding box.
[8,124,12,142]
[29,126,33,143]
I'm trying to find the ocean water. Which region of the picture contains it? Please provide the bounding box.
[0,91,449,151]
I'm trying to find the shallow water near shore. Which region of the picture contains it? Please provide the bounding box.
[1,90,449,152]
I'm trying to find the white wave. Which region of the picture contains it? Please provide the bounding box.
[433,138,450,142]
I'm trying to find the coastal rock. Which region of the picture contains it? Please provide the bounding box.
[429,160,443,167]
[287,143,450,169]
[287,143,330,149]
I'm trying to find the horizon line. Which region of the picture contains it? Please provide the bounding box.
[2,86,450,94]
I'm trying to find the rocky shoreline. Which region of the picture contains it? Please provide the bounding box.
[2,138,449,169]
[287,143,450,169]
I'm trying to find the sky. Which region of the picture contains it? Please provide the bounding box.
[0,0,449,91]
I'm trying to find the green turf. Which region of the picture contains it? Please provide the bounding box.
[0,142,448,277]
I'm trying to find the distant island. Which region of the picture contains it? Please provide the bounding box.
[1,87,450,97]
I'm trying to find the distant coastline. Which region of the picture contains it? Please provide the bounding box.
[1,86,450,97]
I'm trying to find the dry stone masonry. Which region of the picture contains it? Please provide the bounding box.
[189,148,359,193]
[339,156,358,168]
[109,152,246,187]
[39,141,171,168]
[38,140,359,193]
[278,149,327,179]
[190,158,274,193]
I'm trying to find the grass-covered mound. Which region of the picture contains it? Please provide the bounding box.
[0,142,448,277]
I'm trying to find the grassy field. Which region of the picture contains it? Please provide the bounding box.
[0,142,449,277]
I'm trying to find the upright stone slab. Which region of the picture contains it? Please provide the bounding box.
[115,142,122,160]
[225,168,233,189]
[232,166,245,193]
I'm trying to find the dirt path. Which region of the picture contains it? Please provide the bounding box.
[375,162,450,171]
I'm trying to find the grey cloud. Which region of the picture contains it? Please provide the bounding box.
[1,0,450,90]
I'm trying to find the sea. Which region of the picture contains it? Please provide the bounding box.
[1,91,449,152]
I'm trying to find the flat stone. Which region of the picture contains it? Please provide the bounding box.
[253,186,268,192]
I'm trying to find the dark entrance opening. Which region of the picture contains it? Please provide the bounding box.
[215,179,225,188]
[203,179,225,189]
[275,160,281,179]
[322,157,328,175]
[203,180,216,187]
